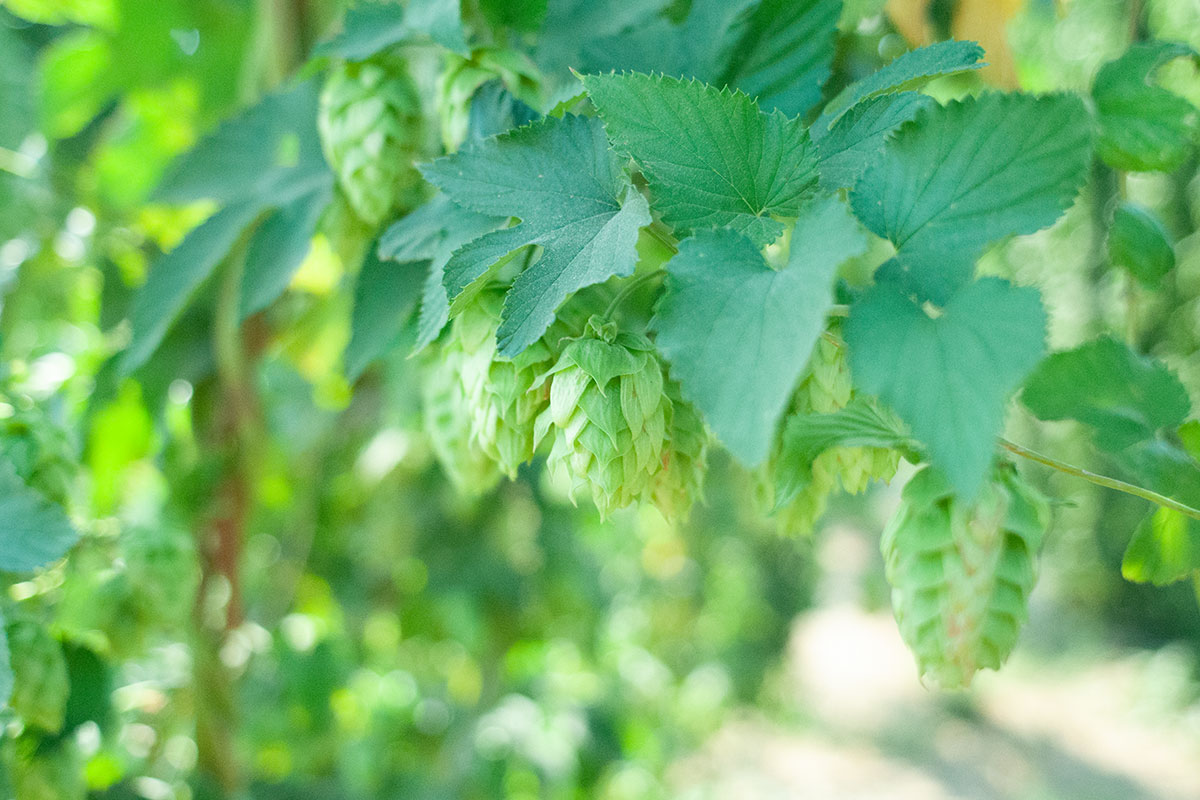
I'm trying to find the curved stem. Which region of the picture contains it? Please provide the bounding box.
[1000,439,1200,522]
[603,268,667,318]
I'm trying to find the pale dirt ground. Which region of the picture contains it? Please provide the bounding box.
[670,524,1200,800]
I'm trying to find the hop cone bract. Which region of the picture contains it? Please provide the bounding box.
[536,319,670,517]
[882,464,1050,688]
[438,48,541,151]
[319,57,422,225]
[651,384,709,522]
[421,343,502,496]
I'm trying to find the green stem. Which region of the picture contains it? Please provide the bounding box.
[1000,438,1200,521]
[603,268,667,318]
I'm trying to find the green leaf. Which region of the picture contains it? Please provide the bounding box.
[1109,202,1176,289]
[378,194,504,350]
[421,114,651,356]
[120,202,262,375]
[582,72,817,246]
[314,0,468,60]
[814,91,933,190]
[345,248,425,381]
[0,462,78,573]
[154,80,329,209]
[1093,41,1200,173]
[1122,507,1200,586]
[480,0,547,33]
[851,93,1092,303]
[239,182,334,319]
[1022,337,1191,452]
[845,278,1047,499]
[722,0,841,117]
[536,0,670,74]
[813,40,985,133]
[652,195,868,465]
[774,398,914,508]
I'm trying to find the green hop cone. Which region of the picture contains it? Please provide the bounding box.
[7,621,70,733]
[319,56,423,226]
[882,464,1050,689]
[535,319,670,518]
[438,48,542,151]
[421,343,503,496]
[651,384,709,522]
[453,289,563,477]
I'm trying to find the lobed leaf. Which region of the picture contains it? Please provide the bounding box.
[583,71,817,246]
[814,91,933,190]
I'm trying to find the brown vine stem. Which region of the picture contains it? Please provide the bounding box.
[1000,439,1200,522]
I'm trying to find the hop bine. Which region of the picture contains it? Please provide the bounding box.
[882,464,1050,688]
[535,318,670,518]
[318,56,423,226]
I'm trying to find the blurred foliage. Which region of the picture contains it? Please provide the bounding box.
[0,0,1196,798]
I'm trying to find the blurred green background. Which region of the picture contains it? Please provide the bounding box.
[0,0,1199,798]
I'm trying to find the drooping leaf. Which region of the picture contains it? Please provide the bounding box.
[1093,41,1200,173]
[582,72,817,246]
[813,40,985,133]
[0,462,78,573]
[421,114,650,356]
[344,249,425,381]
[239,181,335,318]
[1122,507,1200,586]
[1108,202,1176,290]
[1022,337,1191,452]
[377,194,505,350]
[722,0,841,117]
[535,0,670,74]
[814,91,934,189]
[120,202,262,375]
[774,397,915,508]
[582,0,758,83]
[652,195,868,465]
[314,0,467,60]
[851,92,1092,302]
[845,277,1047,498]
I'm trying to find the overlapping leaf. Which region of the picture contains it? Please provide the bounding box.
[845,277,1047,498]
[814,91,933,189]
[1022,337,1191,452]
[583,72,816,246]
[0,462,78,574]
[422,113,650,356]
[652,195,867,465]
[314,0,468,60]
[344,248,425,381]
[851,92,1092,302]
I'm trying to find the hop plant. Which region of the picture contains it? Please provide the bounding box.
[438,48,542,151]
[7,621,70,733]
[882,464,1050,689]
[0,404,77,506]
[651,384,709,522]
[535,319,670,517]
[453,289,563,477]
[421,341,503,497]
[318,56,423,226]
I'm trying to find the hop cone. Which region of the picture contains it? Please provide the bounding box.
[454,289,563,477]
[319,57,422,226]
[438,48,541,151]
[422,342,503,496]
[8,621,70,733]
[535,319,670,517]
[882,464,1050,689]
[651,385,709,522]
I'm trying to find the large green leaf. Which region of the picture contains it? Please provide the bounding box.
[0,462,78,573]
[345,248,425,381]
[1022,337,1191,452]
[421,114,650,356]
[1108,203,1176,289]
[722,0,840,117]
[814,91,933,190]
[813,40,985,133]
[652,195,868,466]
[314,0,468,60]
[582,72,816,246]
[1093,41,1200,173]
[377,194,504,350]
[845,277,1047,498]
[535,0,670,74]
[239,181,335,318]
[851,93,1092,302]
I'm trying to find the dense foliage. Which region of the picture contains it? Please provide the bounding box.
[1,0,1199,797]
